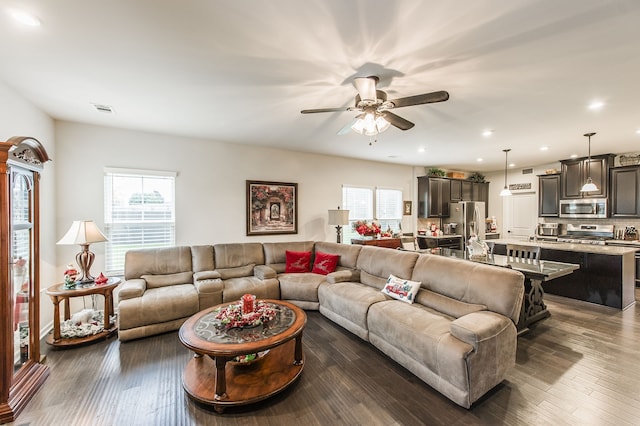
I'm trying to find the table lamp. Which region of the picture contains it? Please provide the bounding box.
[328,207,350,243]
[57,220,108,283]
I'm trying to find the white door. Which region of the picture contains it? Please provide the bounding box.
[503,192,538,240]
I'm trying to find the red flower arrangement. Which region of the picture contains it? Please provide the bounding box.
[352,220,381,236]
[214,300,277,329]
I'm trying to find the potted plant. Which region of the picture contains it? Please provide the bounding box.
[469,172,486,183]
[427,167,446,177]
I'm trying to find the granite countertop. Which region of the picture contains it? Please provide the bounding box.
[605,239,640,248]
[491,238,639,255]
[417,234,462,239]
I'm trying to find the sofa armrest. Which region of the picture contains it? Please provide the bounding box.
[118,279,146,301]
[450,311,514,351]
[254,265,277,280]
[194,277,223,294]
[326,269,359,284]
[194,270,221,281]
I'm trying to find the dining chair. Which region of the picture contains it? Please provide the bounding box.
[506,244,540,261]
[400,234,417,251]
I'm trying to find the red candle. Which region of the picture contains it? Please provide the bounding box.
[242,294,255,314]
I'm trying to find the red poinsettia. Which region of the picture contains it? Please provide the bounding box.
[352,220,381,236]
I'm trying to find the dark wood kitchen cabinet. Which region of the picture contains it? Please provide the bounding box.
[473,182,489,217]
[538,173,560,217]
[560,154,614,199]
[610,165,640,217]
[418,176,450,218]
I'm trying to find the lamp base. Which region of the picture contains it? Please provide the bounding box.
[335,226,343,244]
[76,243,96,283]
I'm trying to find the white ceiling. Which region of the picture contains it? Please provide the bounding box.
[1,0,640,172]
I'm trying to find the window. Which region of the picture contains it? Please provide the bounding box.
[342,185,403,243]
[104,168,176,276]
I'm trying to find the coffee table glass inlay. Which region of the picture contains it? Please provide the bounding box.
[179,299,306,413]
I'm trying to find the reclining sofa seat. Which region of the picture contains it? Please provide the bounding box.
[262,241,361,310]
[212,242,280,302]
[118,246,199,342]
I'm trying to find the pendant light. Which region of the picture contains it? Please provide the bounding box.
[500,149,512,196]
[580,132,598,192]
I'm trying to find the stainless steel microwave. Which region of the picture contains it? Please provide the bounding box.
[559,198,607,218]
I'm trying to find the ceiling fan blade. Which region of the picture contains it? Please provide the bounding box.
[301,107,351,114]
[389,90,449,108]
[380,111,415,131]
[353,77,378,102]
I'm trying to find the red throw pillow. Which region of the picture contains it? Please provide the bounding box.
[285,250,312,273]
[312,251,340,275]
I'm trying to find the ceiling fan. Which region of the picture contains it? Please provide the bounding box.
[300,76,449,136]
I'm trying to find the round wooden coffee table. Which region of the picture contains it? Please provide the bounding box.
[179,299,306,413]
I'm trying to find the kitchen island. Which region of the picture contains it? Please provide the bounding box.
[491,239,637,309]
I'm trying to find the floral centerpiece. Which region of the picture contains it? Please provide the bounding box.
[353,220,381,237]
[214,298,277,329]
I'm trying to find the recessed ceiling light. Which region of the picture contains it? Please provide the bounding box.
[540,146,549,151]
[476,158,483,162]
[482,130,493,137]
[417,147,425,153]
[509,163,515,168]
[588,101,604,110]
[636,129,640,135]
[10,10,41,26]
[570,154,578,158]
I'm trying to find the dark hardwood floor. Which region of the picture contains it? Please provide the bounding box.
[8,289,640,426]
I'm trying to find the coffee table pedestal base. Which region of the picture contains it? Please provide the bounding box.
[182,339,304,413]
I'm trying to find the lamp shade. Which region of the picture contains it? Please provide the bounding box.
[328,209,350,226]
[57,220,108,245]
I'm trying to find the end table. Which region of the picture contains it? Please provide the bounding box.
[45,278,120,347]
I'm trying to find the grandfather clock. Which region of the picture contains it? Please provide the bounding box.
[0,136,50,423]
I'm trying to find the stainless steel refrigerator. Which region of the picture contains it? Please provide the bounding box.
[443,201,486,245]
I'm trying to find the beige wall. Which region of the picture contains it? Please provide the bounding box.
[0,81,57,338]
[54,121,416,274]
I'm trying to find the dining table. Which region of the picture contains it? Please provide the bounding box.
[423,248,580,334]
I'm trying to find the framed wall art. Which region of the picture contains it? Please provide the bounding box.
[246,180,298,236]
[403,200,412,216]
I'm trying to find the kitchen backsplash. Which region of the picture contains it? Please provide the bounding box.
[539,217,640,235]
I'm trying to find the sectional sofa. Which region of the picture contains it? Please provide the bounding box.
[117,241,524,408]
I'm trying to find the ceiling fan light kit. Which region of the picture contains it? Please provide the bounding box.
[301,75,449,138]
[580,132,598,192]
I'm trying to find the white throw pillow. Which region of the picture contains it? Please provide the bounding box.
[381,274,421,304]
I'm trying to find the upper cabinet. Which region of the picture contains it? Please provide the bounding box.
[538,174,561,217]
[418,177,451,218]
[418,177,489,218]
[610,165,640,218]
[560,154,614,199]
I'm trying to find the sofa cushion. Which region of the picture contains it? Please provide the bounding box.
[217,264,255,279]
[318,282,387,334]
[279,272,326,302]
[124,246,192,280]
[313,242,361,269]
[214,243,265,269]
[311,251,340,275]
[141,271,193,289]
[263,241,316,265]
[118,284,199,330]
[356,246,419,290]
[381,274,421,304]
[285,251,312,273]
[415,289,487,318]
[222,276,275,302]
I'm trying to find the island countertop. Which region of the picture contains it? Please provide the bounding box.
[490,238,638,255]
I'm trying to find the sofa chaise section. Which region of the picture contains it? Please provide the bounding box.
[118,246,199,342]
